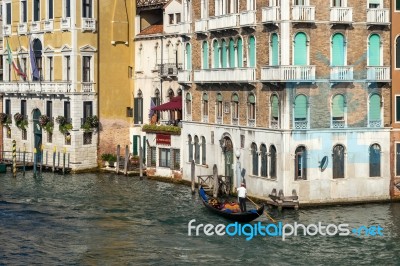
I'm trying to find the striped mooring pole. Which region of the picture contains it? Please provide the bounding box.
[12,140,16,178]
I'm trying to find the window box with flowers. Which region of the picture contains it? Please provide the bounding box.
[0,113,12,128]
[56,116,73,134]
[39,115,54,134]
[81,115,99,132]
[14,113,28,130]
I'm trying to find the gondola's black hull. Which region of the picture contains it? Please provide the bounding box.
[199,187,264,223]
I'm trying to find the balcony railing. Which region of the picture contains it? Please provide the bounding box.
[366,9,389,25]
[31,21,41,32]
[195,19,208,33]
[194,68,256,83]
[330,66,353,81]
[18,23,28,34]
[248,119,255,127]
[294,120,308,130]
[158,63,182,77]
[261,66,316,82]
[366,67,390,82]
[82,82,95,92]
[178,70,192,83]
[271,120,279,129]
[186,113,192,121]
[203,115,208,123]
[61,17,71,30]
[240,10,256,26]
[208,14,239,31]
[262,6,280,23]
[232,117,239,126]
[44,20,54,32]
[369,120,382,128]
[332,120,345,129]
[292,6,315,22]
[0,82,73,94]
[82,18,96,32]
[3,25,12,36]
[216,117,223,125]
[330,7,352,23]
[179,22,192,35]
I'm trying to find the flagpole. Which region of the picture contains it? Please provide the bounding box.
[6,38,19,85]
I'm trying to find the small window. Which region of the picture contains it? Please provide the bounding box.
[251,143,258,176]
[333,144,345,179]
[396,37,400,69]
[248,94,256,120]
[159,148,171,168]
[173,149,180,170]
[169,14,174,24]
[83,132,92,145]
[176,13,181,23]
[202,93,209,117]
[48,0,54,19]
[194,136,200,164]
[270,145,277,179]
[83,0,92,18]
[33,0,40,21]
[201,136,206,165]
[22,129,27,140]
[216,93,223,118]
[260,144,268,177]
[46,101,53,118]
[295,146,307,180]
[82,56,91,82]
[369,144,381,177]
[186,93,192,115]
[232,94,239,120]
[188,135,193,162]
[147,146,157,167]
[396,96,400,122]
[397,0,400,10]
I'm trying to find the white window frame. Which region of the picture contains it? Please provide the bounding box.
[81,53,94,83]
[47,0,54,20]
[269,33,280,66]
[20,0,27,23]
[367,0,383,8]
[32,0,41,22]
[46,54,54,81]
[331,0,347,7]
[330,32,348,66]
[200,0,208,19]
[367,33,383,67]
[331,94,347,128]
[367,93,382,127]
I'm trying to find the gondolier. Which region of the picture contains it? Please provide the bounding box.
[237,183,247,212]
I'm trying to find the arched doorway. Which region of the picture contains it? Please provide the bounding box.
[32,109,42,160]
[221,136,234,182]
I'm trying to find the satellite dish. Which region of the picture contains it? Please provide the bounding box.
[320,156,328,171]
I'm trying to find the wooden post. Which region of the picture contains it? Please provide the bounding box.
[46,150,48,166]
[124,145,129,175]
[39,145,43,176]
[52,147,56,173]
[12,140,17,178]
[213,164,218,198]
[191,160,195,194]
[62,148,66,175]
[68,153,70,169]
[22,145,26,176]
[116,145,120,174]
[139,146,143,180]
[33,148,37,178]
[57,151,60,167]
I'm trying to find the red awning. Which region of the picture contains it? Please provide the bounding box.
[151,96,182,111]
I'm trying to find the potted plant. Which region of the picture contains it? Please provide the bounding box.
[101,153,117,168]
[81,115,99,132]
[56,116,73,134]
[0,113,12,128]
[39,115,54,134]
[14,113,28,130]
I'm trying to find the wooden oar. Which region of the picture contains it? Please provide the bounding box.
[247,196,277,223]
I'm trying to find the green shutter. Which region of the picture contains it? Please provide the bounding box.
[369,94,381,121]
[221,40,227,68]
[237,38,243,67]
[203,41,208,69]
[294,33,307,65]
[133,135,140,156]
[396,37,400,68]
[229,39,235,67]
[203,93,208,101]
[232,94,239,102]
[249,36,256,67]
[332,95,344,118]
[186,43,192,70]
[217,93,223,101]
[369,34,380,66]
[142,136,146,162]
[369,0,381,4]
[332,33,345,66]
[213,40,219,68]
[294,95,307,119]
[397,96,400,122]
[248,94,255,103]
[397,0,400,10]
[134,98,139,124]
[271,96,279,118]
[271,33,279,66]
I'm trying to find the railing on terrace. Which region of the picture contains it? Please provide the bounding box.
[262,6,280,23]
[366,9,389,24]
[194,68,256,83]
[292,6,315,22]
[332,120,345,129]
[195,19,208,32]
[294,120,308,130]
[158,63,183,76]
[240,10,256,26]
[178,70,192,83]
[366,67,390,81]
[330,7,352,23]
[330,66,353,81]
[0,82,74,94]
[261,66,316,82]
[248,119,255,127]
[208,13,239,31]
[232,118,238,126]
[271,120,279,129]
[82,18,96,32]
[82,82,95,93]
[369,120,382,128]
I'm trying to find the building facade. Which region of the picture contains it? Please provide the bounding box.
[1,0,98,170]
[180,0,392,204]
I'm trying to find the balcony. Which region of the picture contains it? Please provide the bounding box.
[330,66,353,81]
[82,18,96,32]
[178,70,192,83]
[194,68,256,83]
[208,14,239,31]
[366,9,389,25]
[0,82,73,94]
[31,21,41,32]
[232,118,239,126]
[332,120,345,129]
[261,66,316,82]
[216,117,223,125]
[294,120,308,130]
[158,63,182,77]
[3,25,12,36]
[81,82,95,93]
[44,20,54,32]
[330,8,352,24]
[248,119,255,127]
[195,19,208,33]
[271,120,279,129]
[179,22,192,35]
[141,124,181,136]
[61,17,71,30]
[292,6,315,22]
[369,120,382,128]
[262,6,280,24]
[18,23,28,34]
[240,10,256,27]
[366,66,390,82]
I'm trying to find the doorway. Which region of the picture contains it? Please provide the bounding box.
[32,109,42,161]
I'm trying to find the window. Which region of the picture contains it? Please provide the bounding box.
[270,33,279,66]
[369,144,381,177]
[237,38,243,67]
[368,34,381,66]
[159,148,171,168]
[271,95,279,127]
[396,143,400,176]
[229,39,235,67]
[294,32,308,65]
[173,149,180,170]
[368,0,381,8]
[134,90,143,124]
[65,56,71,81]
[48,0,53,19]
[294,95,307,128]
[232,93,239,121]
[83,0,92,18]
[46,101,52,118]
[260,144,267,177]
[202,93,209,118]
[82,56,91,82]
[147,146,157,167]
[213,40,220,68]
[33,0,40,21]
[396,96,400,122]
[396,37,400,69]
[331,33,346,66]
[65,0,71,17]
[270,145,277,179]
[369,94,381,127]
[186,93,192,116]
[188,135,193,162]
[248,0,256,10]
[221,40,227,68]
[194,136,200,164]
[185,43,192,70]
[21,100,27,117]
[294,0,306,5]
[176,13,181,23]
[32,39,43,81]
[202,41,209,69]
[331,0,345,7]
[333,145,345,178]
[216,93,223,118]
[48,56,53,81]
[6,3,11,25]
[397,0,400,10]
[248,93,255,120]
[83,101,92,128]
[295,146,307,180]
[169,14,174,24]
[201,136,206,165]
[248,36,256,67]
[21,0,27,22]
[251,143,258,176]
[332,94,345,123]
[83,132,92,145]
[64,101,71,122]
[201,0,208,18]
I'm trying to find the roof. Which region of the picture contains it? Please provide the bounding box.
[138,24,163,35]
[152,96,182,111]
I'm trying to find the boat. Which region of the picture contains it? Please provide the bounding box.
[199,186,264,223]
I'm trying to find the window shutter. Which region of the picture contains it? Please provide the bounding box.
[369,94,381,121]
[332,95,344,118]
[271,96,279,119]
[397,96,400,122]
[294,33,307,65]
[229,39,235,67]
[134,98,139,124]
[186,43,191,70]
[332,34,345,66]
[368,34,381,66]
[397,0,400,10]
[133,135,139,156]
[294,95,307,119]
[203,41,208,69]
[271,34,279,66]
[221,40,227,68]
[396,37,400,68]
[249,36,256,67]
[213,41,219,68]
[142,136,146,162]
[237,38,243,67]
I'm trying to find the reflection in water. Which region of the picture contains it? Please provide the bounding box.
[0,172,400,264]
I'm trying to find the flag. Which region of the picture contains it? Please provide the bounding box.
[29,40,40,80]
[6,39,26,78]
[149,98,156,118]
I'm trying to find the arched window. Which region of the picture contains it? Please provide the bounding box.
[213,40,219,68]
[248,93,256,120]
[216,93,223,118]
[270,33,279,66]
[185,43,192,70]
[194,136,200,164]
[369,94,381,127]
[202,41,209,69]
[331,33,345,66]
[368,34,381,66]
[396,36,400,69]
[294,32,307,65]
[229,38,235,67]
[294,94,307,129]
[333,144,345,178]
[248,36,256,67]
[369,144,381,177]
[232,93,239,123]
[251,143,258,176]
[186,93,192,117]
[152,89,160,122]
[332,94,345,127]
[32,38,43,81]
[188,135,193,162]
[260,144,268,177]
[202,93,209,121]
[201,136,207,165]
[295,146,307,180]
[271,95,279,128]
[237,38,243,67]
[134,89,143,124]
[168,89,174,101]
[270,145,277,179]
[221,39,227,68]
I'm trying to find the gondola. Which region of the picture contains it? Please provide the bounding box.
[199,186,264,223]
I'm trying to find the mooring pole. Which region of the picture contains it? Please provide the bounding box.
[57,151,60,167]
[52,146,56,173]
[213,164,219,198]
[68,153,70,169]
[124,145,129,176]
[33,148,37,178]
[12,140,17,178]
[62,148,66,175]
[116,145,121,174]
[139,146,143,180]
[22,144,26,176]
[191,160,195,194]
[39,145,43,176]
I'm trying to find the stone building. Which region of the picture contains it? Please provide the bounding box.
[180,0,392,204]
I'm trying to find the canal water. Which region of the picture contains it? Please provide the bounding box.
[1,172,399,265]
